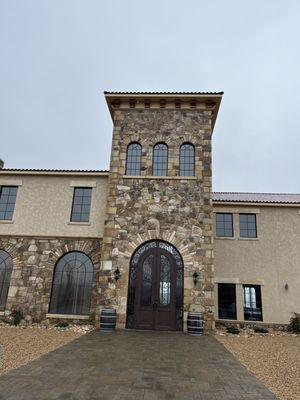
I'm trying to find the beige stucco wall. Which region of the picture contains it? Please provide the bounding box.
[0,174,108,238]
[214,204,300,324]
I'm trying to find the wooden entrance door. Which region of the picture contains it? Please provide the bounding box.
[134,245,177,331]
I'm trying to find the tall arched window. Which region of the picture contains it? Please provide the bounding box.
[179,143,195,176]
[125,142,142,176]
[153,143,168,176]
[0,250,13,311]
[49,251,94,315]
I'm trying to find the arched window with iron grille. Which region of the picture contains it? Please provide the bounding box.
[179,143,195,176]
[0,250,13,311]
[153,143,168,176]
[125,142,142,175]
[49,251,93,315]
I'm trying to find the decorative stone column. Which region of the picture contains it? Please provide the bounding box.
[100,92,223,331]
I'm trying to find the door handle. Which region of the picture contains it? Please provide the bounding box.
[153,301,158,309]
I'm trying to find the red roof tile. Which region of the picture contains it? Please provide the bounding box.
[212,192,300,204]
[104,91,224,95]
[0,168,109,173]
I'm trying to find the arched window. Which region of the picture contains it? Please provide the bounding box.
[125,142,142,176]
[153,143,168,176]
[49,251,93,315]
[0,250,13,311]
[179,143,195,176]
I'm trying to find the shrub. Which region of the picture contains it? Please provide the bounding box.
[55,322,69,328]
[289,313,300,334]
[254,326,269,334]
[226,326,240,335]
[11,309,23,326]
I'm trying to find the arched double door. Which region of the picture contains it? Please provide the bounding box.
[126,240,183,331]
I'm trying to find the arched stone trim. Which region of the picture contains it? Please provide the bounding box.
[46,240,101,269]
[122,229,203,266]
[0,238,26,270]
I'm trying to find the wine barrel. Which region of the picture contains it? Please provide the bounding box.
[187,311,204,336]
[100,308,116,332]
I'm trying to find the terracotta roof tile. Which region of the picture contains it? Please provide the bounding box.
[212,192,300,204]
[104,91,224,95]
[0,168,109,173]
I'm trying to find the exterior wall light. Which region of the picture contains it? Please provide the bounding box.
[114,267,121,282]
[284,283,289,290]
[192,271,199,286]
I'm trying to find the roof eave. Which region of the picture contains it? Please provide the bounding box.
[104,91,223,131]
[213,200,300,207]
[0,170,109,177]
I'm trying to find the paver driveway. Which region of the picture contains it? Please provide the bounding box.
[0,330,276,400]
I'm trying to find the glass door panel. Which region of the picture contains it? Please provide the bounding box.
[159,254,171,306]
[141,254,154,306]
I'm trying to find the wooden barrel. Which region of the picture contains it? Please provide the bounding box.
[100,308,116,332]
[187,311,204,335]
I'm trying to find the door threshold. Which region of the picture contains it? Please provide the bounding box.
[126,328,184,334]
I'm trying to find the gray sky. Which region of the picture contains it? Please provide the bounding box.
[1,0,300,193]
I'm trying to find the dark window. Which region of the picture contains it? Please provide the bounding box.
[0,186,17,221]
[218,283,237,320]
[0,250,13,311]
[153,143,168,176]
[70,188,92,222]
[216,213,233,237]
[125,142,142,176]
[179,143,195,176]
[49,251,94,315]
[240,214,257,238]
[243,285,262,321]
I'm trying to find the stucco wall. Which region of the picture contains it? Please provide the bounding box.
[0,174,108,238]
[214,205,300,324]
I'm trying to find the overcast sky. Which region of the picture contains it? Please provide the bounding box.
[1,1,300,193]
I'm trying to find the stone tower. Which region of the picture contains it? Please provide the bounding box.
[100,91,223,331]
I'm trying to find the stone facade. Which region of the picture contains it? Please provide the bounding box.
[101,102,218,330]
[0,236,101,323]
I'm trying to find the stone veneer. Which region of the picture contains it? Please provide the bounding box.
[0,236,101,323]
[101,107,215,330]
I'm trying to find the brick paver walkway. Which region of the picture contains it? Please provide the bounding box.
[0,330,276,400]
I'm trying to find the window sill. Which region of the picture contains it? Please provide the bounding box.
[67,222,91,226]
[122,175,197,180]
[0,220,14,224]
[215,278,264,285]
[46,313,90,320]
[216,318,265,324]
[217,318,237,322]
[238,237,259,241]
[215,236,235,240]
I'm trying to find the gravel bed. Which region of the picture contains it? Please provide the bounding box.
[216,331,300,400]
[0,324,93,375]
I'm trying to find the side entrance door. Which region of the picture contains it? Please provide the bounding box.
[134,246,177,330]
